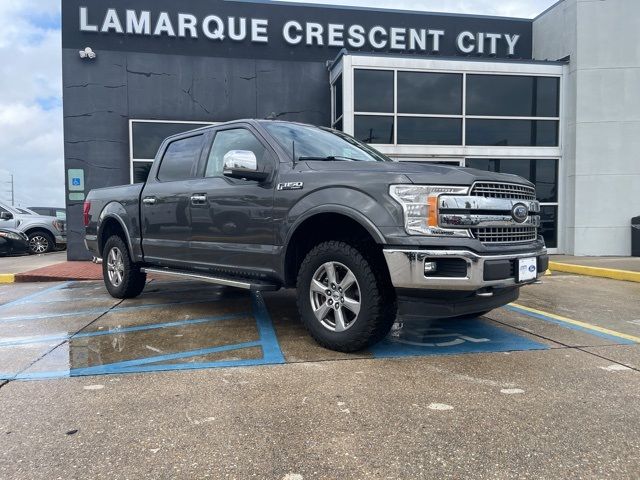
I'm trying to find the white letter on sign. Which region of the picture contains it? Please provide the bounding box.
[101,9,123,33]
[79,7,98,32]
[456,31,475,53]
[283,20,303,45]
[203,15,225,40]
[252,19,268,43]
[126,10,150,35]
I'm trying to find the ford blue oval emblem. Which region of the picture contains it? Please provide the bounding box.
[511,203,529,223]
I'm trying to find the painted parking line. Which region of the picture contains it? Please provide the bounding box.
[507,303,639,345]
[0,292,285,381]
[0,282,73,310]
[371,316,548,358]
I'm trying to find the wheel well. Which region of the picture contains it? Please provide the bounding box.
[98,217,127,256]
[284,213,384,288]
[24,228,53,239]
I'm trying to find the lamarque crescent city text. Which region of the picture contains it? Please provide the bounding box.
[78,6,522,56]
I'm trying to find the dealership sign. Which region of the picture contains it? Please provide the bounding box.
[78,7,522,56]
[63,0,532,61]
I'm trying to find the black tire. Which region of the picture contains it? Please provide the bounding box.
[27,230,55,254]
[102,235,146,299]
[296,240,396,352]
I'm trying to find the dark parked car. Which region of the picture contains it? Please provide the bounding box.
[84,120,547,352]
[0,227,30,256]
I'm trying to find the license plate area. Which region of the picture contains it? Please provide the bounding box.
[517,257,537,283]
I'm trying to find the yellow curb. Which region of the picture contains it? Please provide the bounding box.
[549,261,640,283]
[510,302,640,343]
[0,273,15,283]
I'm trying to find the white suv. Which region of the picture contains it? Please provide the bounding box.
[0,203,66,254]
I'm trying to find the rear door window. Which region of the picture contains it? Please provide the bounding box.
[157,135,204,182]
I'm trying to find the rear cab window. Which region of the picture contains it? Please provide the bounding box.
[156,134,205,182]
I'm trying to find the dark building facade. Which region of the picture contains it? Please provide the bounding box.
[62,0,560,260]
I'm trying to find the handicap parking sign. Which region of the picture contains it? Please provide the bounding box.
[67,168,85,191]
[72,177,81,186]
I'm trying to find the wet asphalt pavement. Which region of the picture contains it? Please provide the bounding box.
[0,273,638,478]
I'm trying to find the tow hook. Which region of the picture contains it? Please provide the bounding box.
[476,288,494,297]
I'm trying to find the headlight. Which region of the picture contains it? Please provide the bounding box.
[389,185,469,236]
[0,231,23,241]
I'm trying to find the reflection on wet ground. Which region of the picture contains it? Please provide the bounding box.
[0,280,284,380]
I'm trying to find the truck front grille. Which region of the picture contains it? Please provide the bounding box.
[471,226,538,244]
[471,182,536,201]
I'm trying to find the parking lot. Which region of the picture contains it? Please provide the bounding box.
[0,272,639,478]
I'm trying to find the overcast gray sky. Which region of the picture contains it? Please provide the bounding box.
[0,0,558,207]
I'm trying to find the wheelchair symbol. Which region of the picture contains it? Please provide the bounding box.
[72,178,81,186]
[389,323,490,347]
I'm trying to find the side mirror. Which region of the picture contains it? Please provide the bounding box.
[0,211,13,221]
[223,150,269,182]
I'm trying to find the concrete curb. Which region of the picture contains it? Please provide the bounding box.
[0,274,15,284]
[549,261,640,283]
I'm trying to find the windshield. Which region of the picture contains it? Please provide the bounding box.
[261,122,391,162]
[15,207,32,215]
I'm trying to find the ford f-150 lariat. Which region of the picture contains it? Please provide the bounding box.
[84,120,547,352]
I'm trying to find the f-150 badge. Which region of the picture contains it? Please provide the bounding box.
[277,182,304,191]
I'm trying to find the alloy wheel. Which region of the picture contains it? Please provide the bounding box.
[309,261,361,332]
[107,246,124,287]
[29,235,49,254]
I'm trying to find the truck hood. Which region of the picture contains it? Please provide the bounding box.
[304,161,533,186]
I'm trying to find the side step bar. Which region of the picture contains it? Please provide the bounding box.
[140,267,280,292]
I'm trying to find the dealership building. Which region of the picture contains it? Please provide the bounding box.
[61,0,639,260]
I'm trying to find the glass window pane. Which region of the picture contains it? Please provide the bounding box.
[132,122,209,159]
[466,119,558,146]
[132,162,153,184]
[465,158,499,172]
[397,117,462,145]
[465,158,558,202]
[533,159,558,202]
[206,129,266,178]
[157,135,204,182]
[540,205,558,248]
[466,75,559,117]
[333,75,343,121]
[354,116,394,144]
[333,118,343,132]
[354,70,393,113]
[397,72,462,115]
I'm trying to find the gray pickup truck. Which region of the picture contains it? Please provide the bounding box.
[85,120,547,352]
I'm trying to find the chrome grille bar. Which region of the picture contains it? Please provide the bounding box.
[471,182,536,200]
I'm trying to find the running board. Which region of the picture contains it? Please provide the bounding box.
[141,267,280,292]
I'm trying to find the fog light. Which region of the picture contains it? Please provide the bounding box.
[424,261,437,275]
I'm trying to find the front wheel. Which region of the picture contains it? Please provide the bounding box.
[296,241,396,352]
[102,235,146,299]
[28,231,54,254]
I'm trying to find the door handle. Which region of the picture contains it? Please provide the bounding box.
[191,194,207,205]
[142,197,157,205]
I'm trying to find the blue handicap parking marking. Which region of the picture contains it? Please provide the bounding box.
[370,316,548,358]
[0,289,285,381]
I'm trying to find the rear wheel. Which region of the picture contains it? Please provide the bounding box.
[27,231,54,254]
[102,235,146,299]
[296,241,396,352]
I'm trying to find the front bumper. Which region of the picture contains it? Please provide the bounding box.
[383,248,548,291]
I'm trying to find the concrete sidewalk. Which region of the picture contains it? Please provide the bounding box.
[550,255,640,282]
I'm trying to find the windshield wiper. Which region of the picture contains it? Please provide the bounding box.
[298,155,359,162]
